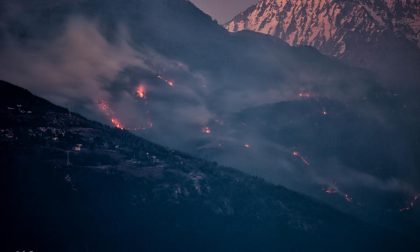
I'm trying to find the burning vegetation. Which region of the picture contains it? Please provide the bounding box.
[136,84,146,99]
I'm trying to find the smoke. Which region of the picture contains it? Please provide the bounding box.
[0,8,419,216]
[0,17,147,113]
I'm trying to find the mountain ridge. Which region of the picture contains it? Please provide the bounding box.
[2,80,416,251]
[226,0,420,54]
[225,0,420,85]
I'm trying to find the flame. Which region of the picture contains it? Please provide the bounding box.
[324,187,337,194]
[202,126,211,134]
[98,100,124,130]
[98,99,154,131]
[111,118,124,129]
[136,85,146,99]
[244,144,251,149]
[322,107,328,116]
[292,151,310,166]
[298,91,311,98]
[323,182,354,204]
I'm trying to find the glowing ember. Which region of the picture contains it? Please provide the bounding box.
[322,108,328,116]
[298,91,311,98]
[202,126,212,134]
[157,75,175,87]
[323,182,354,204]
[244,144,251,149]
[97,99,153,131]
[292,151,310,166]
[98,100,124,129]
[111,118,124,129]
[136,85,146,99]
[324,187,337,194]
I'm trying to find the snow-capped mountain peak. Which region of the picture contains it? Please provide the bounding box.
[225,0,420,58]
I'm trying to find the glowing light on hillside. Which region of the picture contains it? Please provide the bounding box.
[324,187,337,194]
[292,151,310,166]
[98,100,124,130]
[298,91,311,98]
[158,75,175,87]
[244,144,251,149]
[202,126,212,134]
[111,118,124,129]
[136,85,146,99]
[97,99,153,131]
[323,182,354,204]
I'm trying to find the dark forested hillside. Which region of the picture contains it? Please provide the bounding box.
[1,81,418,251]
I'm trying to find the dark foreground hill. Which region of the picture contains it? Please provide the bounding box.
[0,80,418,251]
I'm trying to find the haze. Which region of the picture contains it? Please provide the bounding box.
[190,0,257,23]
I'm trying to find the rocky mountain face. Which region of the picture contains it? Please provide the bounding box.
[226,0,420,85]
[3,80,417,251]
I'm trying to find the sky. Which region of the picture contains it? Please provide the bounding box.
[190,0,257,23]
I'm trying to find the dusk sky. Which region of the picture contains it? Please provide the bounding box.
[190,0,257,23]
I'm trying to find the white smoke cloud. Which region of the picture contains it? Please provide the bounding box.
[0,16,147,110]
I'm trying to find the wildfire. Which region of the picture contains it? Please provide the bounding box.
[157,75,175,87]
[111,118,124,129]
[202,126,212,135]
[136,85,146,99]
[244,144,251,149]
[97,98,155,131]
[292,151,310,166]
[323,182,354,204]
[321,107,328,116]
[324,187,337,194]
[97,100,125,130]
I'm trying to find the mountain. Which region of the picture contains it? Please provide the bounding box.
[225,0,420,86]
[0,0,392,180]
[1,0,420,238]
[211,97,420,227]
[2,80,418,251]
